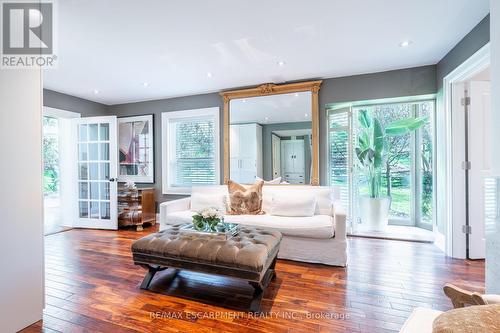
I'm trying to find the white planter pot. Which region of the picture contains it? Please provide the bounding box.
[358,196,391,232]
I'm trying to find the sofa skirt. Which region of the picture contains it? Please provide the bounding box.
[277,235,347,267]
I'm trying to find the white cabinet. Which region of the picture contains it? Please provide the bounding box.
[281,139,305,184]
[230,123,262,183]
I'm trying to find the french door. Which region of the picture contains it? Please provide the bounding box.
[328,101,435,232]
[73,116,118,229]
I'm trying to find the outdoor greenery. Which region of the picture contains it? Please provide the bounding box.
[355,108,428,199]
[43,116,59,195]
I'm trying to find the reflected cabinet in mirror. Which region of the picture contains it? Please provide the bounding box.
[221,80,322,185]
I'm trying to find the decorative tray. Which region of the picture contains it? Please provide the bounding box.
[179,223,239,240]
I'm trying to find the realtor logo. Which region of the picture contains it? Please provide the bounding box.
[1,1,57,68]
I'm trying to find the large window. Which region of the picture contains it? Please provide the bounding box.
[162,107,220,194]
[328,100,435,229]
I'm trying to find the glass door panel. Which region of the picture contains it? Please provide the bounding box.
[73,116,118,229]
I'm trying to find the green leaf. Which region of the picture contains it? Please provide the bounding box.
[356,148,373,166]
[358,131,370,151]
[358,109,372,128]
[407,116,429,131]
[385,116,428,136]
[373,118,384,154]
[373,151,382,168]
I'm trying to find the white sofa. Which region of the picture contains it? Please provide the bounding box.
[159,185,347,266]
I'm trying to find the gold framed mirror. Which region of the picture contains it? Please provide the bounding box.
[220,80,322,185]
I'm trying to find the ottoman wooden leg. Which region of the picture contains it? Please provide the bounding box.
[140,266,161,290]
[269,257,277,280]
[249,282,264,312]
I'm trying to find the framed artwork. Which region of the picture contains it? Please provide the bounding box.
[118,115,154,183]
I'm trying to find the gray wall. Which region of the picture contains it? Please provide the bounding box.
[318,65,437,184]
[261,122,312,181]
[43,89,108,117]
[108,65,436,204]
[107,93,223,203]
[436,14,490,88]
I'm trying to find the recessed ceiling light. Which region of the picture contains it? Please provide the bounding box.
[93,89,99,94]
[399,40,412,47]
[294,93,299,97]
[277,60,286,67]
[207,72,213,78]
[143,82,150,87]
[265,117,269,122]
[305,113,309,117]
[242,99,246,103]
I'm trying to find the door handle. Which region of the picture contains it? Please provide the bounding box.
[109,178,117,182]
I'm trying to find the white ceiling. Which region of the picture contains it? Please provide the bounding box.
[43,0,490,105]
[231,92,311,124]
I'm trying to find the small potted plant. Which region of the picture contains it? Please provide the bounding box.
[192,207,224,232]
[355,109,427,231]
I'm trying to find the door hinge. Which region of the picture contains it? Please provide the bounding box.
[462,225,472,234]
[461,97,471,106]
[462,161,471,170]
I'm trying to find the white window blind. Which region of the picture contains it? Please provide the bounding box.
[169,116,216,186]
[328,108,352,217]
[162,108,220,194]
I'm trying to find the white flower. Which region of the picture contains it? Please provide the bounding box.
[198,207,224,219]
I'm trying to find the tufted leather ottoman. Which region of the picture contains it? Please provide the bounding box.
[131,224,282,312]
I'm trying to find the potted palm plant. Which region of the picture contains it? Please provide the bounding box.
[355,109,428,231]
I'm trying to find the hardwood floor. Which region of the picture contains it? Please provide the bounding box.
[22,226,484,333]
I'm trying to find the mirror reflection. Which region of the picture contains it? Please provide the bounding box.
[230,91,312,184]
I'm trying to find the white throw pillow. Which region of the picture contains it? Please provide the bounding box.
[256,176,282,185]
[313,188,334,215]
[270,194,317,217]
[261,193,273,213]
[190,192,226,212]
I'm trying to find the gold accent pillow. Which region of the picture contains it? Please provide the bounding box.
[227,180,264,215]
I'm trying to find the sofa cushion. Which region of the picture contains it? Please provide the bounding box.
[190,192,226,212]
[270,194,316,217]
[262,187,333,216]
[191,185,335,217]
[166,210,334,239]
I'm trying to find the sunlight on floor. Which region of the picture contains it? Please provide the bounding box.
[349,225,435,242]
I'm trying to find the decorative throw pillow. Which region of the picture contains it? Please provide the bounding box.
[227,180,264,215]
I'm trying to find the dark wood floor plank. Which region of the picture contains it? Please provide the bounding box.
[21,225,484,333]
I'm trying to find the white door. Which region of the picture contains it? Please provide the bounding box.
[468,81,491,259]
[293,140,305,173]
[272,134,281,178]
[281,141,293,174]
[74,116,118,229]
[238,124,257,183]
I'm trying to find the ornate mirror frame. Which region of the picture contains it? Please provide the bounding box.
[220,80,322,185]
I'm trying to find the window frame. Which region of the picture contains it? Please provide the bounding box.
[161,107,220,195]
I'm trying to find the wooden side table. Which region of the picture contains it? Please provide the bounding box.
[118,187,156,231]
